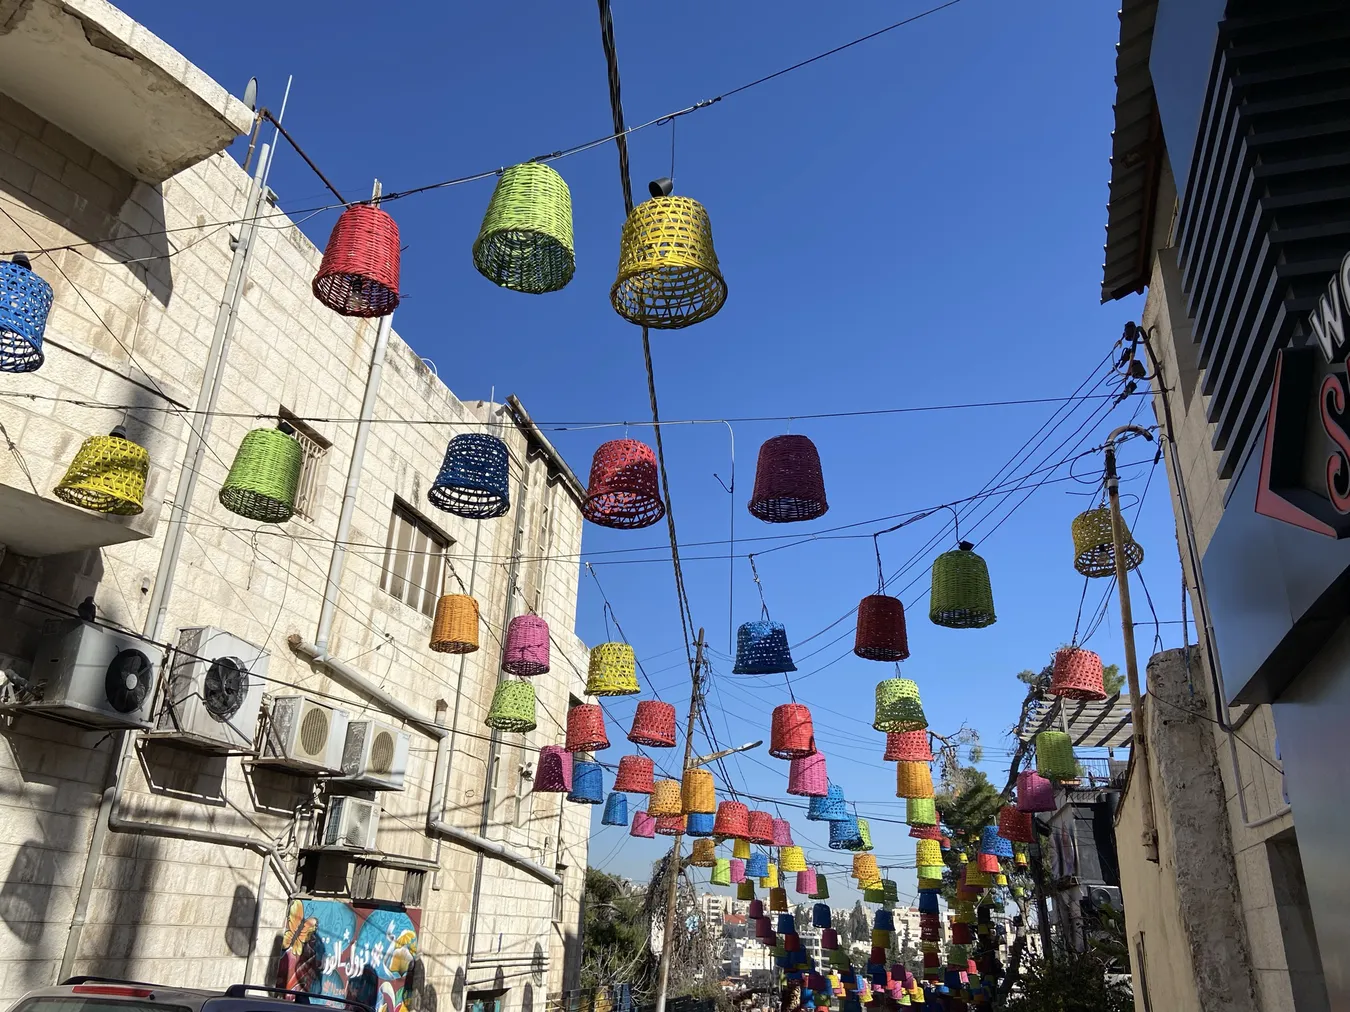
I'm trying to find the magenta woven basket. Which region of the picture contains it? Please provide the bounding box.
[795,868,818,895]
[630,811,656,838]
[536,745,572,792]
[1050,646,1109,701]
[629,700,678,747]
[771,818,795,847]
[747,434,828,523]
[714,800,750,837]
[787,752,828,796]
[503,614,550,676]
[730,858,746,883]
[770,703,817,759]
[1016,770,1055,812]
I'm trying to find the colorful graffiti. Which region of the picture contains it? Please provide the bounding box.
[275,898,423,1012]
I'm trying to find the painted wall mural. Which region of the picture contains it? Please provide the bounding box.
[275,898,424,1012]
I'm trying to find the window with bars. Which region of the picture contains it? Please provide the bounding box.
[380,499,451,617]
[277,409,331,522]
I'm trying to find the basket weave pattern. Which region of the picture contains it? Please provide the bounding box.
[887,730,934,762]
[807,784,848,821]
[565,703,609,752]
[710,857,731,885]
[896,761,934,799]
[746,853,769,879]
[654,813,685,836]
[844,816,873,853]
[682,768,716,813]
[582,439,666,529]
[747,810,775,844]
[873,678,927,733]
[485,681,537,732]
[855,594,910,661]
[601,792,628,826]
[430,594,480,653]
[690,839,717,866]
[852,853,880,885]
[997,806,1034,843]
[614,754,655,794]
[906,797,937,826]
[1035,730,1077,780]
[713,800,749,837]
[502,614,550,676]
[975,853,1000,874]
[535,746,572,792]
[428,433,511,519]
[585,642,639,695]
[797,868,819,897]
[54,433,149,515]
[929,544,997,628]
[0,261,52,373]
[219,428,303,523]
[771,818,794,847]
[628,700,677,746]
[732,620,797,674]
[1050,646,1108,700]
[770,703,816,758]
[312,205,401,317]
[1072,506,1143,577]
[828,815,862,850]
[630,811,656,838]
[649,779,683,816]
[768,886,787,911]
[729,858,746,883]
[748,435,828,523]
[736,881,754,900]
[780,845,807,872]
[473,163,575,294]
[610,195,727,329]
[1016,770,1055,812]
[787,752,828,796]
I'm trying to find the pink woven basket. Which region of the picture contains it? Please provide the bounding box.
[630,811,656,838]
[771,818,795,847]
[795,868,818,895]
[730,858,746,883]
[787,752,828,796]
[1016,770,1055,812]
[536,746,572,792]
[503,614,550,676]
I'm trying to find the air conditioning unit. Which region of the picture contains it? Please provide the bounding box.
[337,719,410,790]
[150,627,267,753]
[1086,885,1122,911]
[258,694,348,773]
[24,621,157,729]
[322,796,380,852]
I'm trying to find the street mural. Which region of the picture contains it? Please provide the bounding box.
[275,898,423,1012]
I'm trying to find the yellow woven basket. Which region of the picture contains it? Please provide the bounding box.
[690,838,717,867]
[896,761,934,799]
[586,642,639,696]
[610,195,727,329]
[682,768,716,813]
[53,429,149,516]
[649,779,683,817]
[779,845,807,872]
[768,885,788,911]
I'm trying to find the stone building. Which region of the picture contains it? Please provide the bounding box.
[0,0,590,1006]
[1098,1,1340,1009]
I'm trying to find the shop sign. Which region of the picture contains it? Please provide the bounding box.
[1256,251,1350,537]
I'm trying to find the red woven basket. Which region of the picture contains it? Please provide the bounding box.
[909,825,942,840]
[747,435,828,523]
[885,730,933,762]
[565,703,610,752]
[747,809,774,844]
[654,814,686,836]
[950,923,974,945]
[770,703,816,759]
[628,700,678,747]
[976,853,1000,874]
[312,205,401,317]
[1050,646,1108,700]
[614,754,654,793]
[714,799,750,837]
[997,806,1034,843]
[582,439,666,529]
[854,594,910,661]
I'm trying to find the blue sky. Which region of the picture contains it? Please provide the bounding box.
[124,0,1179,902]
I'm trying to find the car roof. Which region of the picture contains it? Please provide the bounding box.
[17,982,219,1008]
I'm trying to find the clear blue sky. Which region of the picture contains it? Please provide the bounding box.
[125,0,1179,902]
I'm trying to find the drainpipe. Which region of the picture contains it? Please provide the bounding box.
[291,634,445,740]
[315,309,393,656]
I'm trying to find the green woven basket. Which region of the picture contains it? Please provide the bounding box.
[473,163,575,294]
[862,884,886,903]
[1035,730,1077,780]
[219,428,303,523]
[906,797,937,826]
[929,541,997,628]
[814,873,829,899]
[485,680,537,732]
[873,678,927,733]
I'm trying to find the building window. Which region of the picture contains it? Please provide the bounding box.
[277,409,331,521]
[554,864,567,922]
[380,499,450,617]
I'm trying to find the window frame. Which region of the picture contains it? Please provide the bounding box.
[380,498,452,618]
[276,408,331,523]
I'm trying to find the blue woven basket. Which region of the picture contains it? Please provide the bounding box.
[980,826,1013,858]
[732,620,797,674]
[427,433,511,519]
[746,853,770,878]
[812,903,832,928]
[0,260,52,373]
[917,892,939,915]
[601,792,628,826]
[567,761,604,803]
[807,784,849,822]
[686,811,716,837]
[828,814,862,850]
[777,913,796,933]
[874,910,894,931]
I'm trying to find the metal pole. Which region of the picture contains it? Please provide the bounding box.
[655,628,706,1012]
[1105,427,1160,863]
[1028,826,1054,962]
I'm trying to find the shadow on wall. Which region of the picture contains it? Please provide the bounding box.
[521,983,533,1012]
[225,883,257,958]
[0,548,105,662]
[82,832,161,974]
[0,830,61,945]
[452,967,466,1010]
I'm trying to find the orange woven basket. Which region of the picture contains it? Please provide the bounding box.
[430,594,479,653]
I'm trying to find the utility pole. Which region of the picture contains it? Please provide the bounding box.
[654,628,706,1012]
[1105,425,1160,863]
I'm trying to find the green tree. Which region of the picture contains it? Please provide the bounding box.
[1003,945,1132,1012]
[582,868,651,992]
[1101,663,1124,695]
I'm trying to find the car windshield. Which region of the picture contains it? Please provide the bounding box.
[11,1000,191,1012]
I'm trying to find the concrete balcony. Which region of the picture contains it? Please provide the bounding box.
[0,0,252,183]
[0,482,149,557]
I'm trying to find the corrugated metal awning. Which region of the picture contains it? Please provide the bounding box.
[1019,694,1134,749]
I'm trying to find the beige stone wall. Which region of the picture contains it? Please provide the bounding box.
[0,80,590,1006]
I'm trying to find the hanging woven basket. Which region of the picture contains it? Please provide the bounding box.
[807,784,848,822]
[1035,730,1077,781]
[771,818,795,847]
[997,806,1033,843]
[873,678,927,733]
[585,642,639,695]
[502,614,550,676]
[787,752,828,797]
[770,703,816,759]
[733,838,751,860]
[815,875,830,901]
[0,258,52,373]
[736,880,755,901]
[614,755,655,794]
[777,913,797,936]
[430,594,480,653]
[629,700,677,747]
[1015,850,1028,868]
[852,854,880,886]
[768,885,787,911]
[610,194,727,329]
[747,810,775,844]
[906,797,937,827]
[896,761,934,799]
[1050,646,1109,700]
[846,817,874,853]
[747,435,828,523]
[687,811,716,837]
[729,858,746,883]
[654,814,686,836]
[732,620,797,675]
[1072,505,1144,578]
[854,594,910,661]
[828,815,862,850]
[427,433,511,519]
[929,542,996,628]
[797,868,818,896]
[218,428,303,523]
[1016,770,1055,812]
[710,857,731,886]
[535,746,572,792]
[473,163,575,294]
[690,838,717,867]
[54,427,148,515]
[649,779,683,816]
[746,853,769,879]
[630,811,656,838]
[566,760,604,803]
[916,892,939,916]
[485,680,537,732]
[565,703,610,752]
[980,825,1013,858]
[601,792,629,827]
[714,800,750,837]
[909,825,942,840]
[581,439,666,529]
[312,204,401,317]
[975,853,999,874]
[682,768,716,813]
[812,903,832,929]
[886,730,934,763]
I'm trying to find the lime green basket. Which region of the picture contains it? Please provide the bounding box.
[473,163,575,294]
[219,428,302,523]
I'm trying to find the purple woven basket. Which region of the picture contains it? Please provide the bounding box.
[503,614,550,676]
[536,745,572,792]
[630,810,656,838]
[748,435,828,523]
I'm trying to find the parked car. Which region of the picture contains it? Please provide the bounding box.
[7,978,373,1012]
